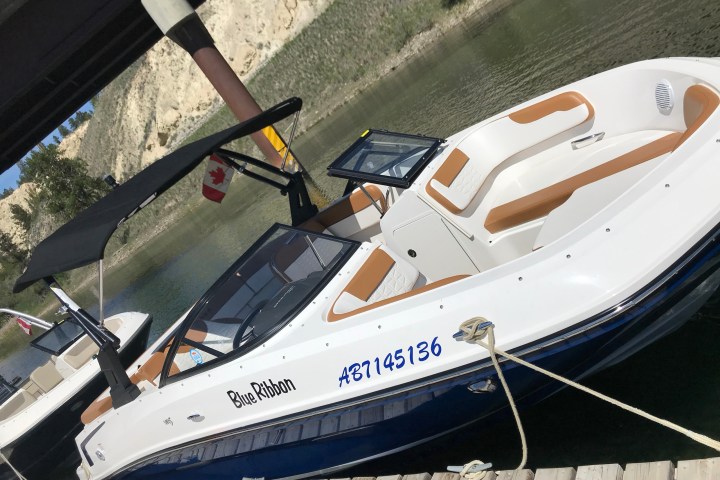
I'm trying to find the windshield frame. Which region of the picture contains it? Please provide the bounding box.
[30,317,85,355]
[159,224,359,386]
[327,129,443,188]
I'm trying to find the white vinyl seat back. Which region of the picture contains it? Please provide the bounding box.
[0,389,36,421]
[29,361,63,394]
[329,245,420,321]
[425,91,595,214]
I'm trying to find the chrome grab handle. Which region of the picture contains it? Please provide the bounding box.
[571,131,605,149]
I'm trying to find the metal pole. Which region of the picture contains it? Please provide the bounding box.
[0,308,53,330]
[141,0,284,167]
[98,259,104,326]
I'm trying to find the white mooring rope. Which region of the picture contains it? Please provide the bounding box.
[454,317,720,478]
[0,451,27,480]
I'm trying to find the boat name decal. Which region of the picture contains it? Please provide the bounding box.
[338,336,443,388]
[227,378,296,408]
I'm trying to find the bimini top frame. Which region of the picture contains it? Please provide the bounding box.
[14,97,304,294]
[12,97,308,409]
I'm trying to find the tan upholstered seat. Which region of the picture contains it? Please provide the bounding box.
[484,132,682,233]
[426,92,595,214]
[301,185,386,236]
[484,84,720,233]
[328,245,419,322]
[81,349,181,425]
[0,390,36,421]
[327,245,470,322]
[29,361,63,394]
[63,336,100,369]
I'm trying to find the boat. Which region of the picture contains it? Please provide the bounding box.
[0,309,152,479]
[10,57,719,479]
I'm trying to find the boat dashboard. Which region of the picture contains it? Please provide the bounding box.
[159,224,358,385]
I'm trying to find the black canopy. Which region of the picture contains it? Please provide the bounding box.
[0,0,204,173]
[14,97,302,293]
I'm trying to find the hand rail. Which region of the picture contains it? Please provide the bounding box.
[0,308,53,330]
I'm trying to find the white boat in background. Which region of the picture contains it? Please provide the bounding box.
[8,57,719,479]
[0,310,152,479]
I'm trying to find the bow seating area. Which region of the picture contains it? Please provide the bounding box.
[326,82,720,321]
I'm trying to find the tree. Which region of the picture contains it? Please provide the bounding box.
[57,124,71,137]
[18,143,109,220]
[1,188,13,200]
[10,204,31,232]
[0,232,26,265]
[68,110,93,131]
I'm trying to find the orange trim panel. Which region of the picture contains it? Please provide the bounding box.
[300,185,387,232]
[484,132,683,233]
[343,248,396,302]
[508,91,595,124]
[676,84,720,149]
[81,350,181,425]
[328,274,470,322]
[425,149,469,214]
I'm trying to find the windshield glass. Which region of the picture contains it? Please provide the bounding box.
[327,130,442,188]
[30,317,84,355]
[164,225,357,380]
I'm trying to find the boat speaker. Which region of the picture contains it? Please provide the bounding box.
[655,80,674,114]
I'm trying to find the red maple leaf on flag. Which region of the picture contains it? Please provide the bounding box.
[209,167,226,185]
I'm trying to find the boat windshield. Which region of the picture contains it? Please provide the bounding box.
[163,224,358,381]
[327,130,443,188]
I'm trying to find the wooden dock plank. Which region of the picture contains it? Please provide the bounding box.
[623,461,673,480]
[376,475,402,480]
[535,467,576,480]
[401,474,432,480]
[429,473,461,480]
[576,464,623,480]
[676,458,720,480]
[496,469,534,480]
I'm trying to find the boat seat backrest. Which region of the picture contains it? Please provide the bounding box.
[29,361,63,394]
[0,389,36,421]
[328,245,419,322]
[103,316,122,333]
[301,185,387,237]
[426,91,595,214]
[63,335,100,369]
[81,349,181,425]
[131,350,181,386]
[484,131,683,233]
[483,84,720,233]
[675,84,720,149]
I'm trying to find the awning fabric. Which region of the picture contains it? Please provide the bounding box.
[14,97,301,293]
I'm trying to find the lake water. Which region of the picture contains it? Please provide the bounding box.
[4,0,720,474]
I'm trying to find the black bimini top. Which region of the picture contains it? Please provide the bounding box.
[14,97,302,293]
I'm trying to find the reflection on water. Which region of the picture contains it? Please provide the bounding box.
[4,0,720,471]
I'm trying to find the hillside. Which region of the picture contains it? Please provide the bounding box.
[77,0,330,181]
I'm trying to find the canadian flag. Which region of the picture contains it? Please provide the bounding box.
[16,317,32,336]
[202,154,235,203]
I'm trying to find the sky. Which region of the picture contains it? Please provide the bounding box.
[0,164,20,191]
[0,102,94,192]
